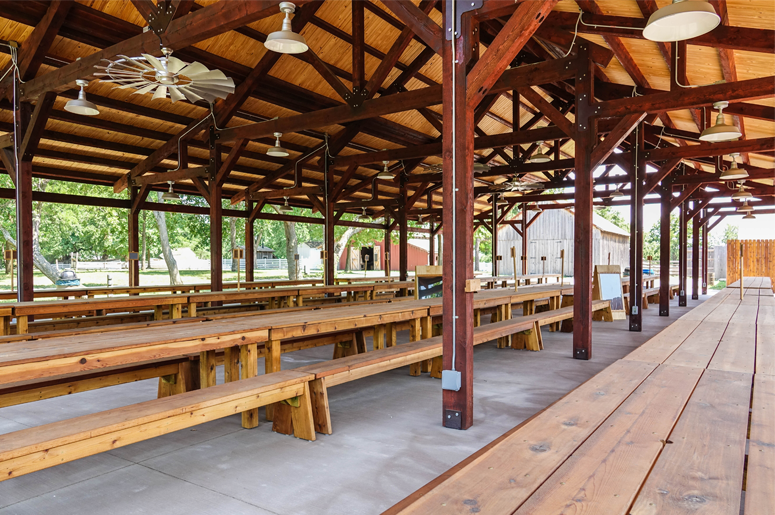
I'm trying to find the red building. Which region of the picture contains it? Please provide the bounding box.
[338,238,433,272]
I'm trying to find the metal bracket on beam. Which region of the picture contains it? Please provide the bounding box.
[347,87,369,108]
[141,0,178,36]
[445,0,484,40]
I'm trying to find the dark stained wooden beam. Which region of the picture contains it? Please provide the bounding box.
[132,166,209,187]
[517,86,574,137]
[467,0,558,110]
[590,112,647,170]
[645,137,775,162]
[382,0,442,54]
[644,158,682,194]
[19,91,56,160]
[12,0,72,83]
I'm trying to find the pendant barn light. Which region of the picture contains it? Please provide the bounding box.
[609,186,624,198]
[643,0,720,42]
[528,141,552,164]
[496,195,509,205]
[278,197,293,214]
[719,153,748,181]
[737,200,753,213]
[265,2,309,54]
[267,132,289,157]
[743,212,756,220]
[700,101,742,142]
[731,182,752,201]
[377,161,394,180]
[65,79,100,116]
[161,181,180,201]
[360,207,371,222]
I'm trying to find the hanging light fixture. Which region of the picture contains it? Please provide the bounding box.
[737,200,753,213]
[496,195,509,205]
[65,79,100,116]
[643,0,720,42]
[609,186,624,198]
[719,153,748,181]
[532,203,542,212]
[731,182,752,202]
[161,181,180,201]
[360,206,371,222]
[700,101,742,142]
[278,196,293,213]
[265,2,308,54]
[473,162,490,172]
[528,141,552,164]
[267,132,289,157]
[743,211,756,220]
[377,161,394,180]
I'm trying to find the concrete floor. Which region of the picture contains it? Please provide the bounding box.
[0,295,710,515]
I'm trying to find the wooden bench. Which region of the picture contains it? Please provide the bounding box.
[623,286,661,310]
[277,301,612,436]
[0,369,317,482]
[387,289,770,515]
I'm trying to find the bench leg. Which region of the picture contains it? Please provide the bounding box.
[309,377,332,434]
[16,315,28,335]
[643,294,649,309]
[474,309,481,328]
[373,324,385,350]
[272,383,317,441]
[497,304,511,349]
[385,323,396,347]
[240,343,259,428]
[187,301,197,317]
[1,316,9,336]
[421,316,433,372]
[175,361,192,394]
[170,303,182,319]
[264,339,281,421]
[224,345,240,383]
[199,350,217,388]
[513,321,542,351]
[153,306,164,321]
[296,294,303,307]
[354,331,367,354]
[409,319,422,376]
[523,299,535,316]
[157,374,177,398]
[430,356,443,379]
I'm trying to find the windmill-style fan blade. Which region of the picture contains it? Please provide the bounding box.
[118,55,154,70]
[152,86,168,100]
[178,62,209,78]
[167,56,186,74]
[142,54,164,71]
[190,83,234,96]
[186,70,228,81]
[186,86,222,102]
[133,83,158,95]
[118,81,153,89]
[169,87,185,103]
[178,87,206,103]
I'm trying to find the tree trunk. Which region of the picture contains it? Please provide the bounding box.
[344,245,351,272]
[230,217,239,272]
[283,220,298,280]
[333,226,363,275]
[153,192,183,285]
[437,234,443,266]
[141,210,147,270]
[474,237,480,272]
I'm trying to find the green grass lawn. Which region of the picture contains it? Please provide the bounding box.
[710,279,726,290]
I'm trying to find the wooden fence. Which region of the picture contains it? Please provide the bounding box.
[726,239,775,285]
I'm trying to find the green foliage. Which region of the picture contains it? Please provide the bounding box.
[643,214,692,261]
[722,224,738,243]
[596,206,629,231]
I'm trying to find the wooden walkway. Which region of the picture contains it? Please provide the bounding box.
[388,282,774,515]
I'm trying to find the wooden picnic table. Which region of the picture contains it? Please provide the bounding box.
[389,283,773,515]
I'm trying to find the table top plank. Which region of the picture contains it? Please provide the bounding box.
[745,374,775,515]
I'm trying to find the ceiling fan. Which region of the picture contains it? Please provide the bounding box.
[489,176,546,192]
[95,47,235,104]
[425,162,491,173]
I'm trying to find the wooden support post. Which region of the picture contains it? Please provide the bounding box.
[521,204,528,275]
[240,342,259,428]
[629,125,644,332]
[679,198,688,306]
[399,193,408,281]
[128,187,141,288]
[659,176,672,316]
[384,223,392,275]
[309,377,332,434]
[373,324,385,350]
[573,43,594,360]
[691,206,700,300]
[701,218,708,295]
[385,322,396,347]
[209,126,223,298]
[245,200,254,283]
[224,345,240,383]
[492,200,499,276]
[324,157,335,286]
[14,98,33,303]
[441,10,476,430]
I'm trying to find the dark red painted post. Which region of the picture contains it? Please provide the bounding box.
[691,207,700,300]
[702,217,708,295]
[14,94,33,302]
[659,176,672,316]
[492,198,499,276]
[129,186,141,287]
[324,153,335,285]
[441,7,476,430]
[521,202,527,275]
[245,199,254,283]
[678,199,688,307]
[398,180,408,281]
[628,126,644,332]
[209,127,223,294]
[573,43,594,360]
[427,193,435,266]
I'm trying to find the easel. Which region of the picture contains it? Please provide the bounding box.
[233,248,244,290]
[593,265,626,320]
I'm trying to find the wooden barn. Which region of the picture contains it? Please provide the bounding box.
[496,208,629,276]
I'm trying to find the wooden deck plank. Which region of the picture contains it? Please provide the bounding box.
[630,369,752,515]
[391,360,658,515]
[514,364,703,515]
[756,324,775,376]
[745,374,775,515]
[664,322,729,370]
[623,320,701,364]
[707,322,757,374]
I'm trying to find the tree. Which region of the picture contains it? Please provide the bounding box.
[642,214,692,261]
[153,192,183,285]
[229,217,239,272]
[723,224,738,243]
[596,206,629,231]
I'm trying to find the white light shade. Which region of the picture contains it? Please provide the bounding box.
[731,188,752,201]
[743,212,756,220]
[643,0,720,42]
[267,132,289,157]
[278,197,293,213]
[378,161,394,180]
[737,201,753,213]
[528,152,552,164]
[65,80,99,116]
[161,181,180,201]
[719,157,748,181]
[609,189,624,198]
[700,114,742,142]
[265,2,308,54]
